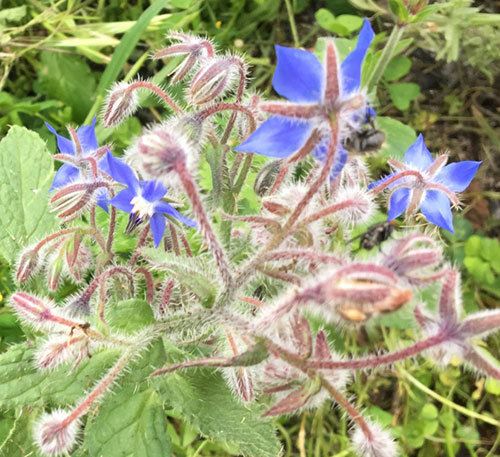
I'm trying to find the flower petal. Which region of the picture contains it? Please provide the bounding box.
[106,151,140,192]
[77,116,98,152]
[404,134,434,170]
[96,189,109,213]
[387,188,410,220]
[273,45,324,103]
[45,122,74,156]
[141,180,167,203]
[49,164,79,191]
[311,140,348,181]
[109,188,135,213]
[150,213,166,248]
[155,201,198,228]
[234,116,313,158]
[435,161,481,192]
[421,190,454,232]
[340,18,375,94]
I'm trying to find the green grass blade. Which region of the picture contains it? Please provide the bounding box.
[84,1,171,124]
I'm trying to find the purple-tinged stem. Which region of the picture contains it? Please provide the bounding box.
[135,267,155,303]
[126,80,183,114]
[221,59,247,144]
[301,198,361,225]
[195,102,256,136]
[129,224,150,267]
[175,160,233,287]
[262,249,344,265]
[159,278,175,316]
[97,266,135,326]
[307,333,449,370]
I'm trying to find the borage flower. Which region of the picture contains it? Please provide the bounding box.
[370,135,480,232]
[106,152,196,247]
[235,19,375,179]
[46,116,110,210]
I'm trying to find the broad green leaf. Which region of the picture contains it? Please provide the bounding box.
[376,116,417,160]
[420,404,438,420]
[486,379,500,395]
[315,9,349,36]
[152,349,281,457]
[464,235,481,256]
[0,126,59,263]
[0,409,43,457]
[37,52,96,123]
[383,56,412,82]
[411,4,445,23]
[0,343,118,409]
[388,0,408,21]
[0,6,27,24]
[83,385,171,457]
[336,15,364,34]
[108,299,155,335]
[388,82,421,110]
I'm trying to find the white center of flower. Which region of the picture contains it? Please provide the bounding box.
[130,195,155,220]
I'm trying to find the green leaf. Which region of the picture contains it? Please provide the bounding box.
[141,249,218,308]
[315,9,349,37]
[0,6,27,24]
[108,299,155,334]
[336,15,364,33]
[0,343,118,409]
[464,234,482,257]
[37,52,96,123]
[376,116,417,160]
[485,379,500,395]
[152,353,280,457]
[383,56,412,82]
[388,0,408,21]
[420,404,438,420]
[0,126,59,263]
[388,82,421,110]
[0,409,43,457]
[83,385,171,457]
[410,4,445,23]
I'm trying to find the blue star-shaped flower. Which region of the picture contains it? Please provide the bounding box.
[370,134,481,232]
[105,152,197,247]
[235,19,375,179]
[46,116,110,211]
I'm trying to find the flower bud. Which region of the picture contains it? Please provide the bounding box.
[35,409,81,456]
[189,57,240,105]
[253,159,284,197]
[351,421,398,457]
[50,182,99,222]
[16,248,40,283]
[152,33,214,83]
[36,335,88,370]
[131,121,198,189]
[47,254,64,291]
[102,81,139,127]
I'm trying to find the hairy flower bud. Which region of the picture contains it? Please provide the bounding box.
[351,421,398,457]
[152,32,214,83]
[36,334,91,371]
[47,254,64,291]
[253,159,284,197]
[189,56,243,105]
[35,409,81,456]
[16,248,40,283]
[102,81,139,127]
[131,121,198,189]
[50,182,104,222]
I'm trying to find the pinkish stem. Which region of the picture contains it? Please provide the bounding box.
[126,80,184,114]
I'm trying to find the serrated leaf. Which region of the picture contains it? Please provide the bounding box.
[83,385,171,457]
[0,126,59,263]
[152,353,280,457]
[37,52,95,123]
[388,82,421,110]
[376,116,417,160]
[464,235,482,257]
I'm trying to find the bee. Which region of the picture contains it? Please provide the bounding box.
[349,220,396,251]
[344,111,386,154]
[253,159,284,197]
